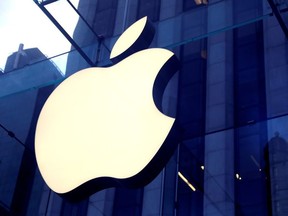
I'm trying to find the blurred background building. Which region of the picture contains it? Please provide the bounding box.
[1,0,288,215]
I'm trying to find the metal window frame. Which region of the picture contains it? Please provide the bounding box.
[33,0,104,66]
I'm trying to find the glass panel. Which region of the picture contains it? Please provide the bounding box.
[0,125,24,209]
[1,0,288,215]
[0,0,77,71]
[0,55,63,99]
[267,115,288,216]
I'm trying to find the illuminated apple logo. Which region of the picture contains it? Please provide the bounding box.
[35,16,180,201]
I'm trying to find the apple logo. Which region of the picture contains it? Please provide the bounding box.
[35,16,180,201]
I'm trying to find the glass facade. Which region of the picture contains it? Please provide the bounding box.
[1,0,288,215]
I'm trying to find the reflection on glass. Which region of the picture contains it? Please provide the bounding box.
[1,0,288,215]
[178,172,197,191]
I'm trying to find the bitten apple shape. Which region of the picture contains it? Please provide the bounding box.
[35,17,180,201]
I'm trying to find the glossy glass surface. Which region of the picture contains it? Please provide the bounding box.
[1,0,288,215]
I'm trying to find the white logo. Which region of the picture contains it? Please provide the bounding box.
[35,17,179,200]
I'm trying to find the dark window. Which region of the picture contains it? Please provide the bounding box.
[92,0,118,37]
[183,0,208,11]
[233,21,269,216]
[177,139,204,216]
[137,0,160,22]
[176,40,206,216]
[112,188,143,216]
[233,22,266,126]
[178,41,207,138]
